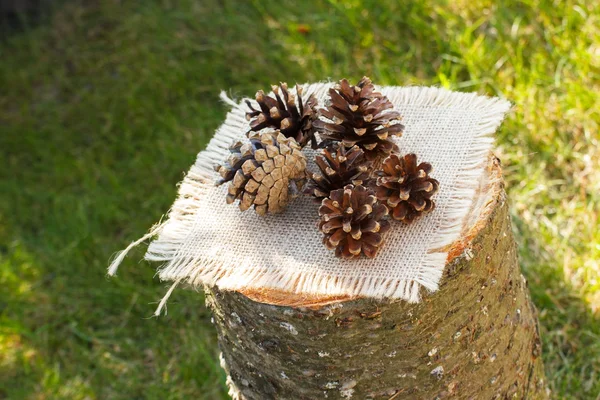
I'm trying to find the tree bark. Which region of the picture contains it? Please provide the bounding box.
[204,158,548,400]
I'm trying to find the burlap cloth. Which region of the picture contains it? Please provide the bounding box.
[108,83,510,311]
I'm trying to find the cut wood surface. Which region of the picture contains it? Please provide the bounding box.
[205,157,548,399]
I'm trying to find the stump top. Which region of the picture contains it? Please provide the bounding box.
[108,84,511,309]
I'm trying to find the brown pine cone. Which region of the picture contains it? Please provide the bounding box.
[373,153,439,223]
[319,184,390,259]
[215,131,307,216]
[314,77,404,162]
[304,144,372,200]
[245,83,318,148]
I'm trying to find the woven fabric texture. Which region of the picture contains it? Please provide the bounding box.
[109,83,510,306]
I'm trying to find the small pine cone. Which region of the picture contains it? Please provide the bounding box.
[314,76,404,162]
[215,131,307,216]
[246,83,318,148]
[304,144,372,200]
[373,153,439,223]
[319,184,390,259]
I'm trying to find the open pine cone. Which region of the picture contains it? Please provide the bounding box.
[373,153,439,223]
[314,77,404,162]
[319,184,390,259]
[304,144,372,200]
[245,83,318,148]
[215,131,307,216]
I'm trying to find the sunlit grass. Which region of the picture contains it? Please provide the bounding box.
[1,0,598,398]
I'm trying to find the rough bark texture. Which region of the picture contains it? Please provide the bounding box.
[205,163,547,400]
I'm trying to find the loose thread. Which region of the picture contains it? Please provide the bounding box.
[154,277,183,316]
[107,222,164,276]
[219,91,246,111]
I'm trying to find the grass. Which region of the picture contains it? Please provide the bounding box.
[0,0,598,398]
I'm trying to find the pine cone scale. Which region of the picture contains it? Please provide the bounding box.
[246,83,317,148]
[305,144,372,201]
[215,131,307,215]
[373,153,439,224]
[315,77,404,162]
[319,185,390,259]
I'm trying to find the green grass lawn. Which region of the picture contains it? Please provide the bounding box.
[1,0,598,398]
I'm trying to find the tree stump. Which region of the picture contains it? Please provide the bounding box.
[204,157,547,399]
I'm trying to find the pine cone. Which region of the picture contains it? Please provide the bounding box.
[319,184,390,259]
[215,131,307,216]
[373,153,439,223]
[314,77,404,162]
[245,83,318,148]
[304,144,372,200]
